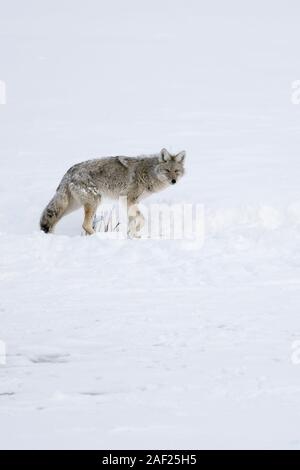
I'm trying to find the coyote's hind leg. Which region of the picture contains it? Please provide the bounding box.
[69,180,101,235]
[83,202,98,235]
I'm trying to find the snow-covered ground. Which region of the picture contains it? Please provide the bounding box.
[1,0,300,449]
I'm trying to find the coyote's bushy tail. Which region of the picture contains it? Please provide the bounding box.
[40,186,69,233]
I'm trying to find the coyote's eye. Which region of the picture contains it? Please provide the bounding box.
[166,169,170,173]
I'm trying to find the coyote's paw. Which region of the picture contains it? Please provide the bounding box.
[82,224,95,235]
[127,230,141,239]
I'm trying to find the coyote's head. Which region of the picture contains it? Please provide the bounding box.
[156,148,186,185]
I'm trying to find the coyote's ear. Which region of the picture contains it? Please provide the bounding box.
[159,148,171,162]
[175,150,186,163]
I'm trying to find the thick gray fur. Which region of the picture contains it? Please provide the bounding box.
[40,148,186,236]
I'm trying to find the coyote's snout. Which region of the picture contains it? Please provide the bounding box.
[40,148,186,236]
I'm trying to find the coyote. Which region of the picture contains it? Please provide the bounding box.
[40,148,186,236]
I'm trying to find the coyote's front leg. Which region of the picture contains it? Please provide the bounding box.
[127,202,145,238]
